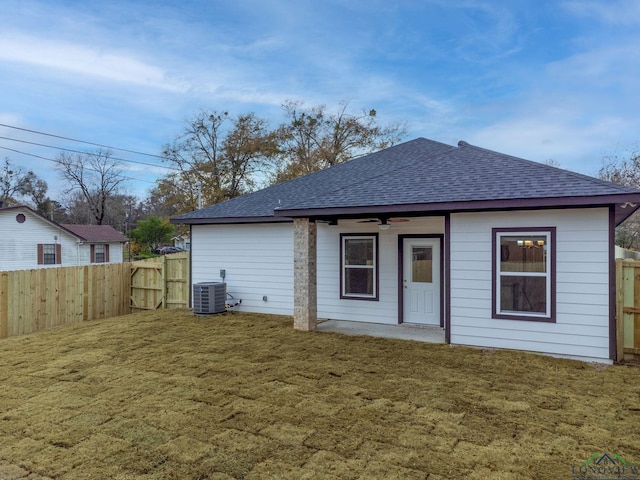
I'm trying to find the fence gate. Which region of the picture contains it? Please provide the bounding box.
[616,258,640,362]
[131,252,189,311]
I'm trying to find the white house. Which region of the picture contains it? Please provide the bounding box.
[172,234,190,251]
[172,138,640,363]
[0,205,128,271]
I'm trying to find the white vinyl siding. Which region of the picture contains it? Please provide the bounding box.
[317,217,445,324]
[191,223,294,315]
[0,209,125,271]
[450,208,611,362]
[190,217,445,323]
[0,210,77,271]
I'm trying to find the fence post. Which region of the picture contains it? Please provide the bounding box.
[161,255,167,309]
[616,259,624,361]
[0,271,8,339]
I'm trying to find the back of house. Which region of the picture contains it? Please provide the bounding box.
[172,138,640,363]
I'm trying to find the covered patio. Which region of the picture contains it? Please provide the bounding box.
[317,319,446,343]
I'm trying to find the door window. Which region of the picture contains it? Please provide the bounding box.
[411,247,432,283]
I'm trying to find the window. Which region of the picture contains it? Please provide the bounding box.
[91,244,109,263]
[43,244,56,265]
[492,228,555,322]
[37,243,61,265]
[340,234,378,300]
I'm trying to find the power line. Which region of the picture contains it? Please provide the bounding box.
[0,122,166,159]
[0,145,158,185]
[0,135,177,171]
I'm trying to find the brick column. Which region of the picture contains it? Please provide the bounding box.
[293,218,317,331]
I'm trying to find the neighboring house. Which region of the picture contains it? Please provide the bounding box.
[61,224,129,264]
[0,205,128,271]
[172,138,640,363]
[172,235,190,251]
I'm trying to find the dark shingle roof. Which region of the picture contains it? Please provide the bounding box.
[61,224,128,243]
[172,138,640,225]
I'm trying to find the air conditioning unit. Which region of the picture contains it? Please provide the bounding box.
[193,282,226,314]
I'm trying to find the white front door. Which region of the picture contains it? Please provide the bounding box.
[402,238,440,325]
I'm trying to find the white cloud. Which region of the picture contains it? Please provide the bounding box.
[563,0,640,25]
[0,33,185,92]
[467,114,627,173]
[545,42,640,92]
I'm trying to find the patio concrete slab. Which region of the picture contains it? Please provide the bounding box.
[316,320,445,344]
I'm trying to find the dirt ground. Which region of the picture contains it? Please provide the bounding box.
[0,310,639,479]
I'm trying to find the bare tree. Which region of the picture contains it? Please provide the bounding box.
[160,110,278,210]
[599,150,640,249]
[273,100,406,183]
[56,150,125,225]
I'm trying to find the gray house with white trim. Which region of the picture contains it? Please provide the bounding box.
[172,138,640,363]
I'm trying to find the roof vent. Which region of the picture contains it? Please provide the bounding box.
[457,140,469,147]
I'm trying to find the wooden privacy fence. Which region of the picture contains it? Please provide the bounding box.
[616,259,640,362]
[0,263,130,339]
[0,252,190,339]
[131,252,189,312]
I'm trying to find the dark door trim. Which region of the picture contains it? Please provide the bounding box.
[398,234,445,327]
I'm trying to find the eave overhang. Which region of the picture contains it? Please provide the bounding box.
[273,193,640,227]
[170,215,293,226]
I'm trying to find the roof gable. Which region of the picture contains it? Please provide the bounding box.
[0,205,128,242]
[171,138,640,226]
[0,205,85,240]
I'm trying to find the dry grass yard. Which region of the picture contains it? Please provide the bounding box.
[0,310,639,479]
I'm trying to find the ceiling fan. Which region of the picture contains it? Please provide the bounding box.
[356,217,410,230]
[356,217,410,223]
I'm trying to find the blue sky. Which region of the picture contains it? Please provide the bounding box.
[1,0,639,200]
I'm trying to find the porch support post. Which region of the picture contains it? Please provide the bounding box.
[293,218,317,331]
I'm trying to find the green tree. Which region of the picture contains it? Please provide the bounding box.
[272,100,406,183]
[128,216,174,252]
[0,158,38,206]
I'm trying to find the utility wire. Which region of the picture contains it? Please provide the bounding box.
[0,145,158,185]
[0,135,177,171]
[0,122,165,159]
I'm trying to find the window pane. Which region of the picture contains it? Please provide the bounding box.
[344,268,374,295]
[500,276,547,313]
[344,238,374,266]
[43,244,56,265]
[412,247,432,283]
[500,235,546,273]
[94,244,105,263]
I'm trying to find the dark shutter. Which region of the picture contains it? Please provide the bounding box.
[90,244,95,263]
[55,244,62,264]
[37,244,44,265]
[105,244,110,263]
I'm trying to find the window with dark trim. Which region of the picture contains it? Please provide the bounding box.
[492,227,555,322]
[37,243,61,265]
[340,233,378,300]
[91,244,109,263]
